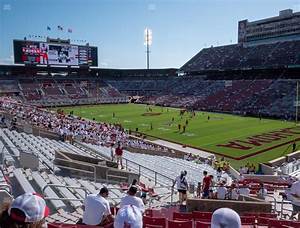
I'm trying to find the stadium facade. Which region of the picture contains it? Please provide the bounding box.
[238,9,300,44]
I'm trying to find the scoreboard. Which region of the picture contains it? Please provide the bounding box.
[13,40,98,66]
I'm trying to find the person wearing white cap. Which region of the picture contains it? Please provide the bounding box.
[114,205,142,228]
[211,208,241,228]
[0,192,49,228]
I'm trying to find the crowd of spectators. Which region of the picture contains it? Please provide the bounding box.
[0,97,170,159]
[181,40,300,71]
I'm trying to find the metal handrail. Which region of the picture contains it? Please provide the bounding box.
[0,184,12,194]
[42,183,175,209]
[279,198,295,219]
[124,158,174,186]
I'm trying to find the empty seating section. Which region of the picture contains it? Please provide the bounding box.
[83,142,218,186]
[13,168,35,193]
[32,171,67,210]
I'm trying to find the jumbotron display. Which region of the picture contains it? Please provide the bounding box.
[13,40,98,66]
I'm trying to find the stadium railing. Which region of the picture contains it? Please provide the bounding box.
[123,156,174,186]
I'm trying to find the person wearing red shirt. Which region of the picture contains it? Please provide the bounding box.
[115,144,124,169]
[202,170,211,199]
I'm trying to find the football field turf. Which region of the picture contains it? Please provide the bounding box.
[58,104,299,168]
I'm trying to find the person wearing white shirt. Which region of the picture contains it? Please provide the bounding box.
[120,186,145,214]
[82,187,113,226]
[229,183,240,200]
[239,183,250,196]
[257,183,268,200]
[290,179,300,220]
[172,171,188,205]
[217,182,228,200]
[114,205,142,228]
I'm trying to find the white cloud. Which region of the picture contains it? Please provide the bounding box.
[148,3,156,11]
[3,4,11,11]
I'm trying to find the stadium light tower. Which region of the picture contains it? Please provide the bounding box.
[144,28,152,70]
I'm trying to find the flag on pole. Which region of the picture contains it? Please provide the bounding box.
[47,26,51,31]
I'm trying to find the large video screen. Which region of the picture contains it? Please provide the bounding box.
[13,40,98,66]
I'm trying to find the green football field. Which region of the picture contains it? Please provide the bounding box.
[57,103,300,168]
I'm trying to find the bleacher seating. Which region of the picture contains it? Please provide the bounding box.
[181,40,300,71]
[83,142,220,186]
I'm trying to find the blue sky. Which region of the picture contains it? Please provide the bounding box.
[1,0,300,69]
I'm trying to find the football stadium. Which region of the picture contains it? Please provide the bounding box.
[0,1,300,227]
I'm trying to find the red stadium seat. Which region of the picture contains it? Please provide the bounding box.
[167,220,193,228]
[240,216,256,225]
[145,209,153,217]
[139,182,149,192]
[257,216,270,226]
[148,187,158,197]
[195,221,211,228]
[268,219,297,227]
[48,225,98,228]
[143,216,166,228]
[260,213,277,218]
[192,211,212,221]
[120,182,129,191]
[173,212,193,221]
[243,212,277,218]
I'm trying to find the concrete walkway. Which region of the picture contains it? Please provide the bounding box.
[153,139,214,158]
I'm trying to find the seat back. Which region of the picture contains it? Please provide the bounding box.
[192,211,212,221]
[240,216,256,225]
[173,212,193,221]
[143,216,166,228]
[167,220,193,228]
[195,221,211,228]
[257,216,271,226]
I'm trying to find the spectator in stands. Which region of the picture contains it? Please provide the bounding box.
[82,187,113,226]
[216,167,223,182]
[239,182,250,196]
[0,192,49,228]
[172,170,188,205]
[248,164,256,174]
[239,166,244,175]
[290,178,300,220]
[110,143,115,161]
[229,183,239,200]
[216,181,228,200]
[202,170,211,199]
[211,208,241,228]
[115,144,124,169]
[257,183,268,200]
[209,175,216,199]
[120,186,145,214]
[114,205,142,228]
[196,182,202,198]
